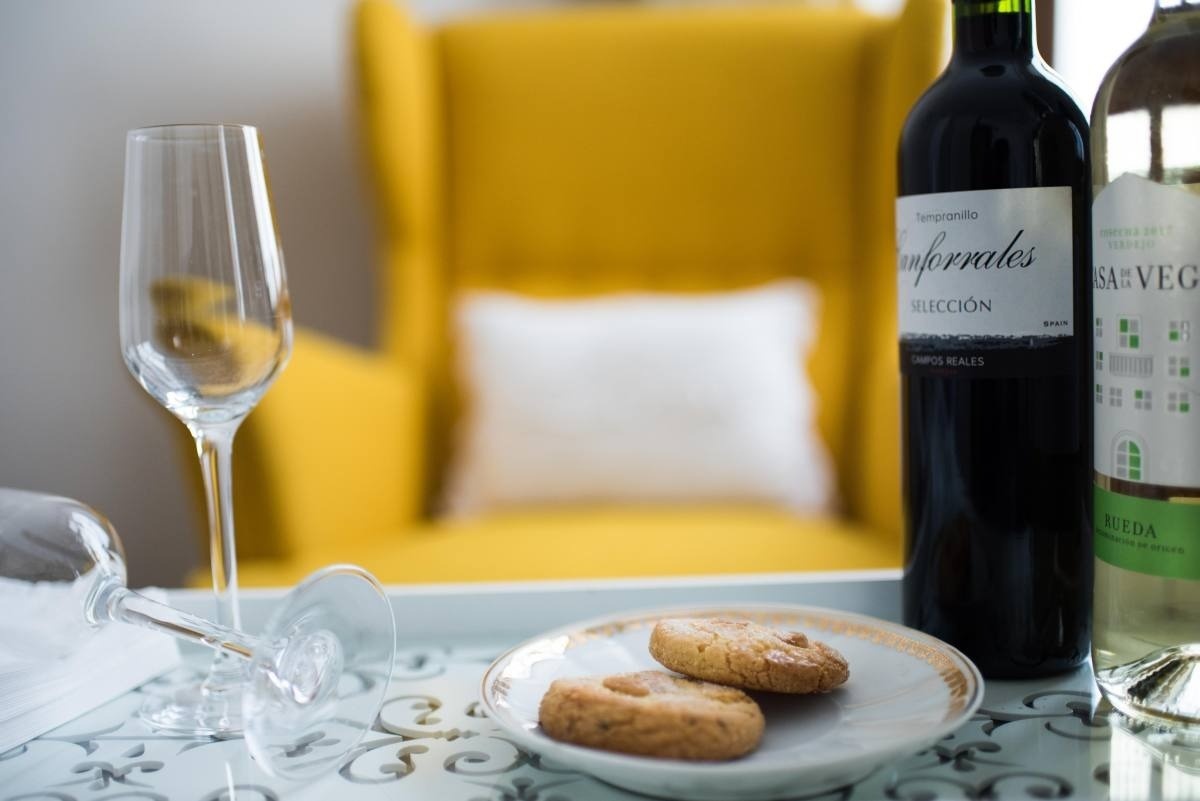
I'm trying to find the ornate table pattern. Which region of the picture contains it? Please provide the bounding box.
[3,642,1197,801]
[4,574,1199,801]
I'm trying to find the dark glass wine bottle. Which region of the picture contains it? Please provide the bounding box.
[896,0,1092,677]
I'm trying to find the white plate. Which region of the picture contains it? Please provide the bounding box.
[480,604,983,801]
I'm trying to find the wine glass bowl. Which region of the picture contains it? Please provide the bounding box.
[0,488,125,659]
[119,124,291,430]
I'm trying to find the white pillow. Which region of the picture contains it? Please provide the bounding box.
[445,280,836,515]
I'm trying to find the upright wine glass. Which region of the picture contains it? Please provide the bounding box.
[119,124,292,734]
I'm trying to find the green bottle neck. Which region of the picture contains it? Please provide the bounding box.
[952,0,1038,62]
[1153,0,1200,20]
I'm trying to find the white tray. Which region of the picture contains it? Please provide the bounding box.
[0,571,1140,800]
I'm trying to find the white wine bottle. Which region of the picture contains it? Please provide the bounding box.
[1091,0,1200,724]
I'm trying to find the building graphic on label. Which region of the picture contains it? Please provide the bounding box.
[1112,433,1147,483]
[1106,313,1154,378]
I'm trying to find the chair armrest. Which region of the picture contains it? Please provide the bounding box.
[233,328,427,559]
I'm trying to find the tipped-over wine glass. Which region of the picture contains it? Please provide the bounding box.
[119,123,291,734]
[0,487,396,780]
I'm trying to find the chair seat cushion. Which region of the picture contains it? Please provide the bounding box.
[228,507,901,586]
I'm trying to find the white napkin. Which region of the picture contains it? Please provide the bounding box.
[0,585,181,753]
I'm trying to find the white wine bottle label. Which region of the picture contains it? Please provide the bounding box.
[1093,174,1200,487]
[1093,174,1200,580]
[896,186,1074,340]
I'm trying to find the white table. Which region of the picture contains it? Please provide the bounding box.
[2,570,1196,800]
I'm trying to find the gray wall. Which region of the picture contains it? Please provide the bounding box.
[0,0,378,587]
[0,0,902,588]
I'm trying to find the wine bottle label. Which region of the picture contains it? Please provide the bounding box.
[1093,174,1200,489]
[1093,175,1200,579]
[1095,487,1200,581]
[896,187,1074,342]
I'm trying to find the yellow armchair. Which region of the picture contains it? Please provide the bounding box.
[223,0,946,587]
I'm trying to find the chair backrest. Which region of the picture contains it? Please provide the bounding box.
[354,0,946,534]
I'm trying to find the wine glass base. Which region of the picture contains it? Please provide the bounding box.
[140,682,245,736]
[243,565,395,780]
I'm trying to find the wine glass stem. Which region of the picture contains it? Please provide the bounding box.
[192,422,241,632]
[103,585,261,661]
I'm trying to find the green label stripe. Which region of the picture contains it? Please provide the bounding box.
[954,0,1032,15]
[1094,486,1200,581]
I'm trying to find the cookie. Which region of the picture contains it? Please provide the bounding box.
[537,670,764,760]
[649,618,849,694]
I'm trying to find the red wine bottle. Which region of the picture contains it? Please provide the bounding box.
[896,0,1092,677]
